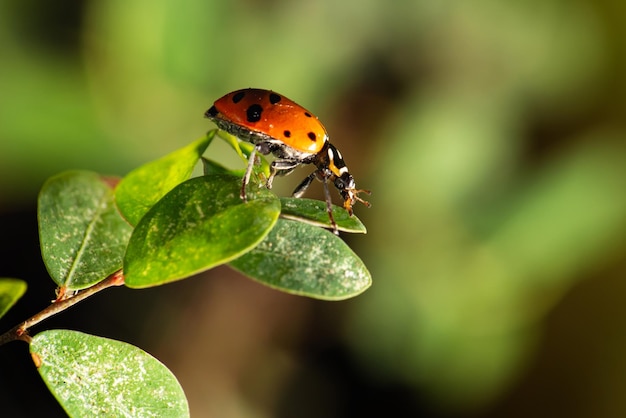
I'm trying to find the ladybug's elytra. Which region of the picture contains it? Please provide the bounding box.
[205,88,370,234]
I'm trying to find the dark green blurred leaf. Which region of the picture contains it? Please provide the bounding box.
[124,175,280,288]
[31,330,189,418]
[116,133,215,226]
[0,278,27,320]
[230,218,371,300]
[38,171,132,290]
[280,197,367,234]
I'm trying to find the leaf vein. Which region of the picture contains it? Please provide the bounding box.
[64,191,109,285]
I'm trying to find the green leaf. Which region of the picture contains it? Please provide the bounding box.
[280,197,367,233]
[0,278,27,319]
[230,219,372,300]
[215,131,271,177]
[116,133,215,226]
[38,171,133,290]
[216,130,248,160]
[30,330,189,418]
[124,175,280,288]
[201,157,243,177]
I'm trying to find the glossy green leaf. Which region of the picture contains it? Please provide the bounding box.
[0,278,27,319]
[280,197,367,234]
[116,133,214,226]
[124,175,280,288]
[31,330,188,418]
[38,171,133,290]
[230,219,372,300]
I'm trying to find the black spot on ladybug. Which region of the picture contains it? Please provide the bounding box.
[307,132,316,141]
[205,106,218,117]
[246,104,263,123]
[304,112,312,118]
[283,130,291,138]
[232,91,245,103]
[269,93,281,104]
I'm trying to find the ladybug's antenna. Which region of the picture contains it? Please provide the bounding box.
[342,187,371,216]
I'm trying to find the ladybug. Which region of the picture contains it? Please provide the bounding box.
[205,88,370,234]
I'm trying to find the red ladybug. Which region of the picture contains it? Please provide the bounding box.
[205,88,369,234]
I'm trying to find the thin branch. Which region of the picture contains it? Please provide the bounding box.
[0,270,125,346]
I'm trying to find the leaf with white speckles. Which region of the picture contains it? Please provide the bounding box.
[116,134,215,226]
[38,171,133,290]
[0,278,26,319]
[31,330,189,418]
[124,175,280,288]
[229,219,371,300]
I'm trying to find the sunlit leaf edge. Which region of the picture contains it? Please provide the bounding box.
[115,133,215,226]
[0,278,27,319]
[279,197,367,233]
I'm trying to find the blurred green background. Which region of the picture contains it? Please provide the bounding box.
[2,0,626,417]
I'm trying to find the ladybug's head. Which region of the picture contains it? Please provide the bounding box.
[326,144,371,215]
[334,172,371,215]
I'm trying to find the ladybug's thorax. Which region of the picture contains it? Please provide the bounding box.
[323,143,350,180]
[207,88,328,155]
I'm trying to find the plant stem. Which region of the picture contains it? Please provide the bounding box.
[0,270,125,346]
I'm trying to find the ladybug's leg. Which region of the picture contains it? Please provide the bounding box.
[266,159,299,189]
[321,177,339,235]
[242,142,278,200]
[293,170,339,234]
[241,146,258,201]
[292,171,316,198]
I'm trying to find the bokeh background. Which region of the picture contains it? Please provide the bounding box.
[2,0,626,417]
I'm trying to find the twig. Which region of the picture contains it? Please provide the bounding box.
[0,270,125,346]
